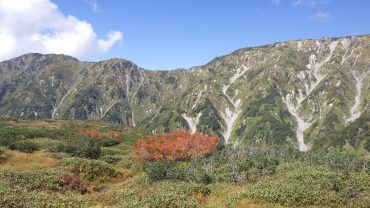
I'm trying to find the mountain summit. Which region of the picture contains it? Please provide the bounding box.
[1,35,369,151]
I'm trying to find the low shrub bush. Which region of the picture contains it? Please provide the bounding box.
[9,140,39,153]
[50,138,101,159]
[0,126,73,145]
[0,168,81,192]
[301,150,370,172]
[143,161,175,181]
[101,147,127,155]
[100,155,122,164]
[141,145,370,184]
[0,186,92,208]
[59,157,118,181]
[98,138,121,147]
[226,162,370,207]
[115,154,136,170]
[142,146,281,184]
[62,175,88,194]
[28,138,61,149]
[119,181,205,208]
[0,127,21,146]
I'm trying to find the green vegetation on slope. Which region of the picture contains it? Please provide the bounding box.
[0,119,369,207]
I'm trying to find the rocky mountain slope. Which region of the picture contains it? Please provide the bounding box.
[0,35,369,151]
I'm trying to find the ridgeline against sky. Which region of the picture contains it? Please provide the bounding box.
[0,0,369,70]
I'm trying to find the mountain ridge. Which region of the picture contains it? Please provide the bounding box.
[8,33,370,71]
[1,34,369,152]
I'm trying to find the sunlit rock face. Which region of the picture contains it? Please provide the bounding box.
[1,35,370,151]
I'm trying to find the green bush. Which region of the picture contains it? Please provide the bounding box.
[301,150,370,172]
[143,161,174,181]
[59,157,117,181]
[100,155,122,164]
[98,138,121,147]
[119,181,201,208]
[142,146,283,184]
[101,147,129,155]
[9,140,39,153]
[227,162,370,207]
[0,186,91,208]
[114,143,133,150]
[122,133,140,145]
[0,168,77,192]
[192,185,211,196]
[29,138,62,149]
[115,154,136,170]
[0,126,70,144]
[142,145,370,184]
[0,127,21,146]
[50,138,101,159]
[237,156,279,181]
[143,161,214,184]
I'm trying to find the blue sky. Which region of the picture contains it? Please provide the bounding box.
[1,0,370,70]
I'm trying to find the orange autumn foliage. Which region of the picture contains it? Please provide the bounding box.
[133,131,218,161]
[80,129,123,141]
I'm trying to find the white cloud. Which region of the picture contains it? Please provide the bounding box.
[0,0,122,61]
[312,11,329,21]
[293,0,306,6]
[272,0,281,5]
[293,0,329,7]
[85,0,100,13]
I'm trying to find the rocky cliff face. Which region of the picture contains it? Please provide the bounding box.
[1,35,369,151]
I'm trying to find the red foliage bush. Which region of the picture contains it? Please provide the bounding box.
[133,131,218,161]
[62,175,88,194]
[92,185,101,192]
[80,129,123,141]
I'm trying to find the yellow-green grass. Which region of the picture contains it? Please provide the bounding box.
[0,147,56,171]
